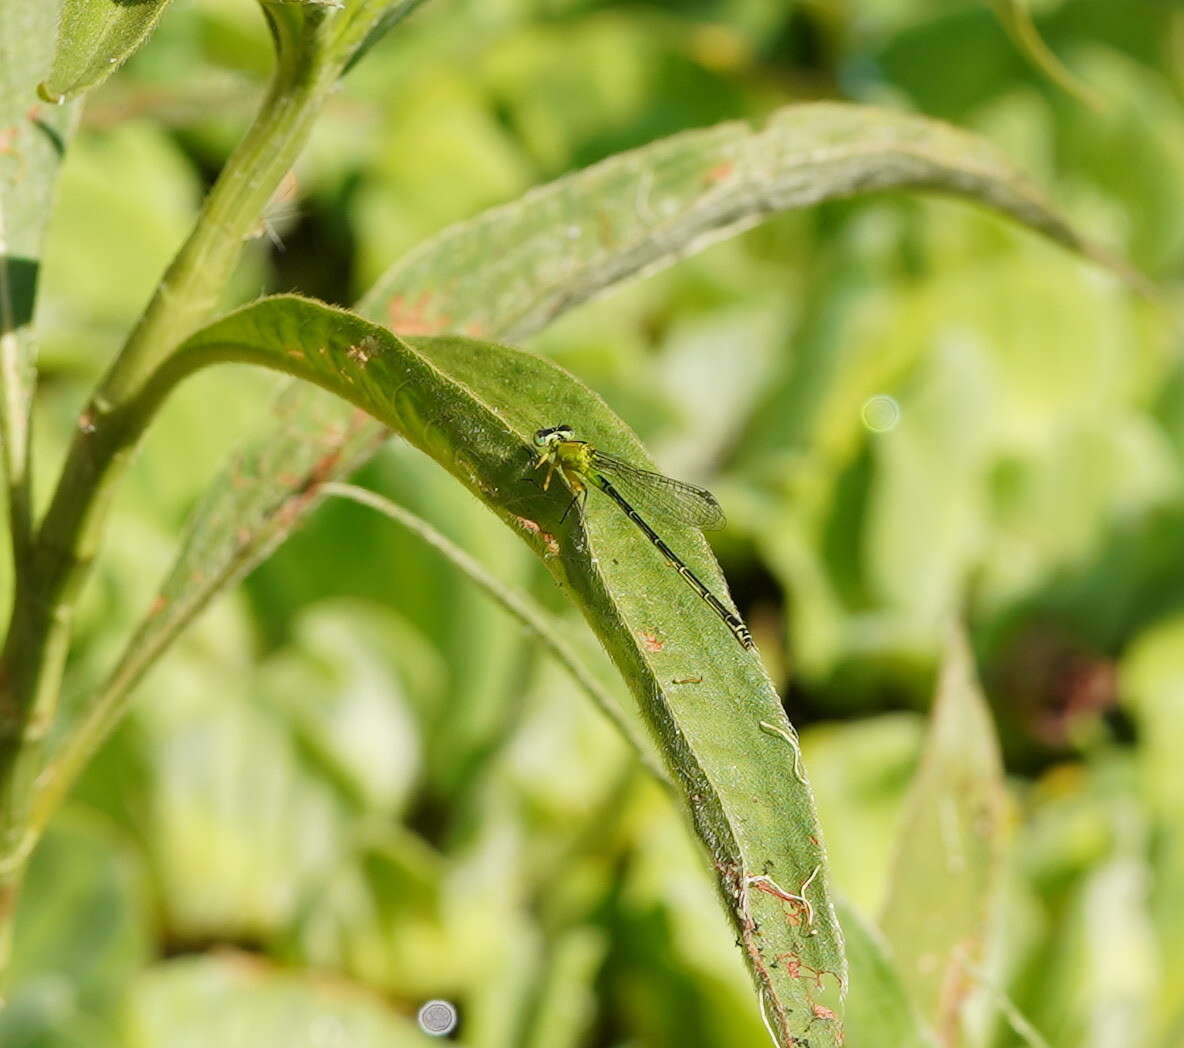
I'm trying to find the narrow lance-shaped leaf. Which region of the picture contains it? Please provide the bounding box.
[38,0,176,103]
[879,624,1008,1042]
[362,100,1128,339]
[100,102,1133,760]
[839,899,937,1048]
[1,0,77,562]
[106,294,847,1045]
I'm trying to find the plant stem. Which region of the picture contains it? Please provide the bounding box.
[0,202,33,585]
[0,0,395,916]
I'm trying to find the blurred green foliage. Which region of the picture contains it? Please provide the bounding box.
[9,0,1184,1045]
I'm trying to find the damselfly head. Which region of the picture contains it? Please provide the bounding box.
[533,424,574,447]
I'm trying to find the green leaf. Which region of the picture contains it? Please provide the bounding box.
[340,0,428,75]
[288,828,453,999]
[102,100,1123,770]
[1,0,77,564]
[521,929,608,1048]
[360,100,1120,339]
[1,812,151,1048]
[255,599,426,817]
[126,954,437,1047]
[123,636,348,942]
[878,624,1008,1037]
[1119,615,1184,1038]
[138,293,847,1045]
[839,899,937,1048]
[38,0,176,103]
[801,717,925,915]
[988,0,1105,112]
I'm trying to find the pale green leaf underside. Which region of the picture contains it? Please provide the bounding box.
[139,293,847,1045]
[879,625,1008,1031]
[362,100,1114,339]
[39,0,175,103]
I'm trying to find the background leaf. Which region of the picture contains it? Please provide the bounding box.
[879,624,1008,1041]
[1119,616,1184,1042]
[125,954,438,1047]
[0,813,150,1048]
[840,898,937,1048]
[988,0,1104,112]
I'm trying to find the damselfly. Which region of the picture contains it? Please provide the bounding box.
[532,424,754,650]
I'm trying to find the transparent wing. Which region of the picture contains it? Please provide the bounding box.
[591,450,726,531]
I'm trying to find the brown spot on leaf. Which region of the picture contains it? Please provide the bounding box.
[705,161,735,184]
[388,292,450,334]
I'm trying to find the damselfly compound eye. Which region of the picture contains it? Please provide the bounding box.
[535,425,573,446]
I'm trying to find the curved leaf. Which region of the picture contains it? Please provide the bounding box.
[102,101,1130,747]
[38,0,175,103]
[116,293,847,1045]
[360,100,1125,339]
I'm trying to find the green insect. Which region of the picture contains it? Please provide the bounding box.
[532,424,754,651]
